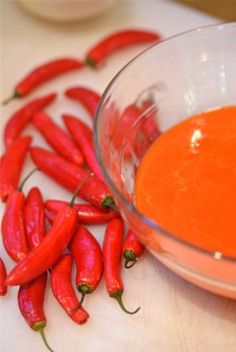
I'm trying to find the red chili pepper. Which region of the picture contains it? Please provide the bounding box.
[86,29,161,68]
[45,200,118,225]
[0,258,7,296]
[19,186,53,351]
[33,111,84,166]
[30,147,114,210]
[0,135,32,202]
[103,218,140,314]
[4,93,56,147]
[44,209,57,224]
[3,58,83,104]
[6,175,91,286]
[65,86,100,120]
[123,229,145,269]
[99,102,121,163]
[111,105,141,154]
[114,99,160,159]
[132,130,150,159]
[70,225,103,309]
[2,191,28,263]
[140,99,160,142]
[18,273,54,352]
[51,254,89,324]
[128,98,161,159]
[1,169,37,263]
[24,187,46,249]
[63,114,104,180]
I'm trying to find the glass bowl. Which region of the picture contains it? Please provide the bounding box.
[94,22,236,299]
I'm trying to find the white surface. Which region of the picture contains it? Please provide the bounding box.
[0,1,235,352]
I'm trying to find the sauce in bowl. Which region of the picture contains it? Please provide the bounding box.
[135,106,236,258]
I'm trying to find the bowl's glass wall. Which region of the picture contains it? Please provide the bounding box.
[95,23,236,298]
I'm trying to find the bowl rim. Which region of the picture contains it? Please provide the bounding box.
[94,21,236,263]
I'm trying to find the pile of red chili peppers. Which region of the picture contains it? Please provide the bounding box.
[1,28,162,352]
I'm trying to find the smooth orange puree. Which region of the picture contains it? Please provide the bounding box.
[135,106,236,257]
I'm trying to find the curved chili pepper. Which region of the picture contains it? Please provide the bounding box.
[0,258,7,296]
[51,253,89,324]
[18,273,54,352]
[86,29,161,68]
[1,169,37,263]
[103,218,140,314]
[112,105,141,153]
[3,58,83,104]
[63,114,104,180]
[70,225,103,309]
[100,102,121,160]
[113,100,159,159]
[2,191,28,263]
[30,147,114,210]
[6,206,77,285]
[45,200,118,225]
[4,93,56,147]
[65,86,100,120]
[32,111,84,166]
[130,98,161,159]
[0,135,32,202]
[140,99,160,142]
[6,175,91,286]
[24,187,46,249]
[19,186,53,351]
[123,229,145,269]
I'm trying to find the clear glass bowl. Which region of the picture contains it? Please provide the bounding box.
[94,22,236,299]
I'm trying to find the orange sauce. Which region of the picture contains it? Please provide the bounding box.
[135,106,236,257]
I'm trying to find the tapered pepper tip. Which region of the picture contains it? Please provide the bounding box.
[85,57,96,69]
[33,321,55,352]
[2,91,21,105]
[124,250,137,269]
[5,272,17,286]
[0,288,7,296]
[1,193,8,203]
[111,289,141,315]
[102,195,116,210]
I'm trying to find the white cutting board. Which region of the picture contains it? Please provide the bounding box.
[0,1,235,352]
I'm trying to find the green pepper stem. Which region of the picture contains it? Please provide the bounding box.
[38,328,55,352]
[70,284,92,313]
[101,195,116,210]
[124,250,137,269]
[85,57,96,68]
[70,293,86,313]
[18,168,38,192]
[2,91,20,105]
[124,258,137,269]
[112,290,140,315]
[69,173,94,207]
